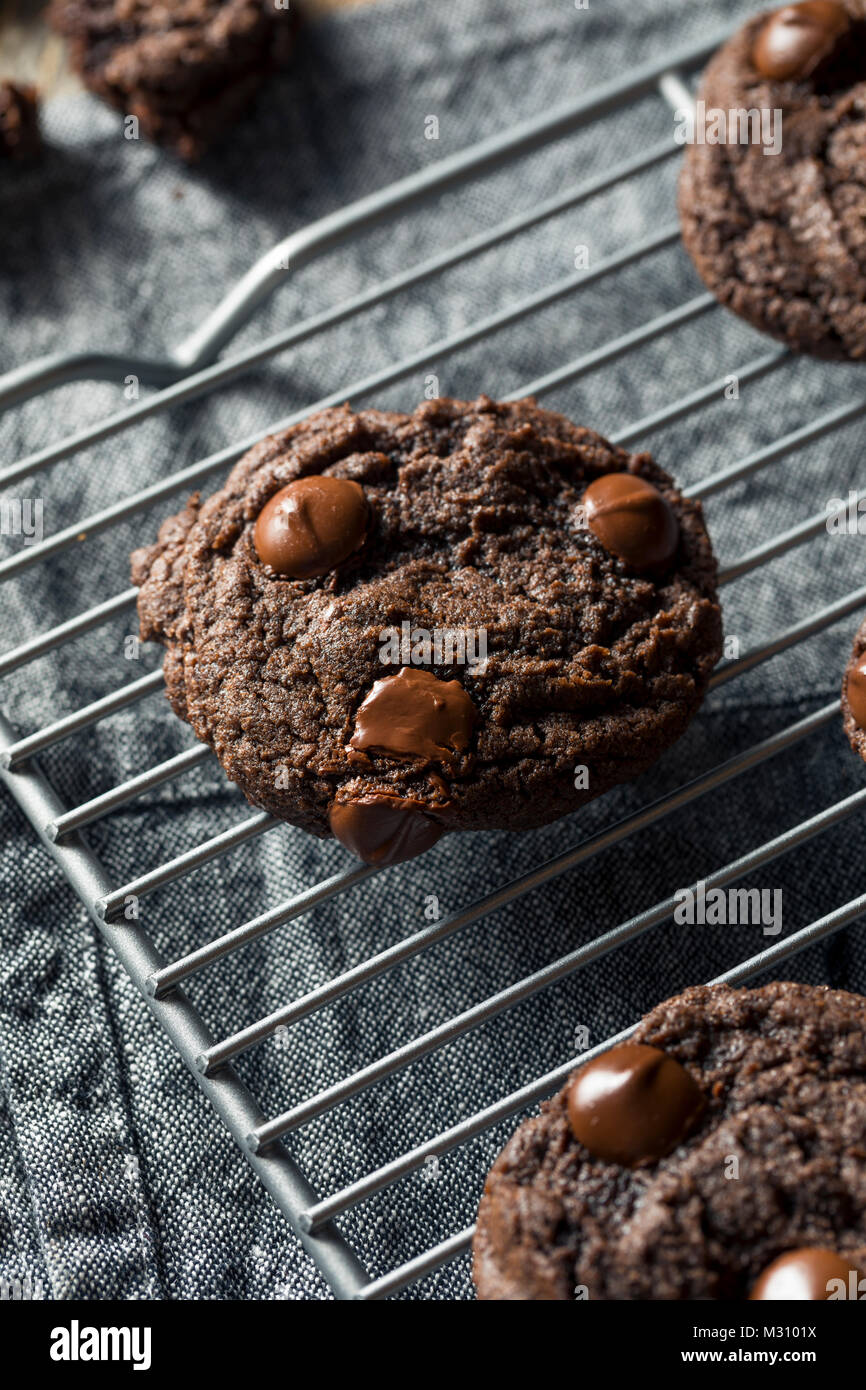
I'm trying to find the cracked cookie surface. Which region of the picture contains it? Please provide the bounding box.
[679,3,866,359]
[842,611,866,758]
[131,396,721,846]
[473,981,866,1300]
[49,0,297,159]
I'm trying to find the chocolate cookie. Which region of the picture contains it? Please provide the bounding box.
[49,0,298,160]
[473,981,866,1301]
[0,81,40,161]
[131,397,722,867]
[679,2,866,360]
[842,614,866,759]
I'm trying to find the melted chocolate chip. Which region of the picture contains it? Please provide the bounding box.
[847,657,866,729]
[566,1042,704,1165]
[349,667,477,763]
[583,472,679,572]
[750,1248,862,1300]
[328,793,444,866]
[253,475,368,579]
[752,1,850,82]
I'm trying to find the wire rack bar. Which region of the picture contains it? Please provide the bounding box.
[2,280,846,604]
[691,395,866,501]
[96,811,277,922]
[611,346,788,447]
[0,595,137,676]
[0,670,165,770]
[0,336,782,685]
[0,243,697,588]
[2,225,678,503]
[0,480,845,786]
[229,702,835,1101]
[3,364,850,950]
[0,329,787,693]
[0,24,733,418]
[0,588,139,679]
[48,745,212,840]
[0,708,372,1300]
[710,586,866,690]
[131,590,859,1008]
[1,144,680,490]
[355,888,866,1298]
[0,319,813,693]
[262,761,861,1139]
[720,491,863,585]
[162,26,729,373]
[0,319,806,767]
[513,293,714,399]
[303,783,866,1230]
[303,1024,631,1235]
[357,1229,478,1302]
[148,862,378,998]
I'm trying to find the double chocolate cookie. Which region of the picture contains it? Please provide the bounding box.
[842,614,866,759]
[49,0,298,159]
[473,981,866,1300]
[680,2,866,360]
[0,81,40,162]
[132,396,722,867]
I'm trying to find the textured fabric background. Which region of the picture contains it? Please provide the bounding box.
[1,0,866,1301]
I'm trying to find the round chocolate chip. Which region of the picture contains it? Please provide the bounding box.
[254,475,368,579]
[750,1248,862,1300]
[349,667,477,764]
[583,472,679,572]
[752,1,850,82]
[328,793,444,866]
[566,1042,704,1166]
[847,656,866,729]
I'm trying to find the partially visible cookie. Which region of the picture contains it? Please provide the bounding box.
[0,81,40,162]
[49,0,298,160]
[131,396,722,866]
[679,2,866,360]
[473,982,866,1300]
[842,614,866,759]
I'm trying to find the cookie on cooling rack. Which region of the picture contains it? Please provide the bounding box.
[131,396,722,867]
[0,81,40,161]
[841,614,866,758]
[49,0,298,160]
[679,2,866,360]
[473,981,866,1300]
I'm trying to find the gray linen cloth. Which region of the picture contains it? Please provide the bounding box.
[2,0,865,1300]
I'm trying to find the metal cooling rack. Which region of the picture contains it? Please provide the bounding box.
[3,20,866,1300]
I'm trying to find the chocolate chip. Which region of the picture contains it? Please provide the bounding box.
[583,472,679,572]
[328,793,444,866]
[566,1042,704,1165]
[847,657,866,729]
[752,1,850,81]
[253,475,368,579]
[349,667,477,764]
[750,1248,861,1300]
